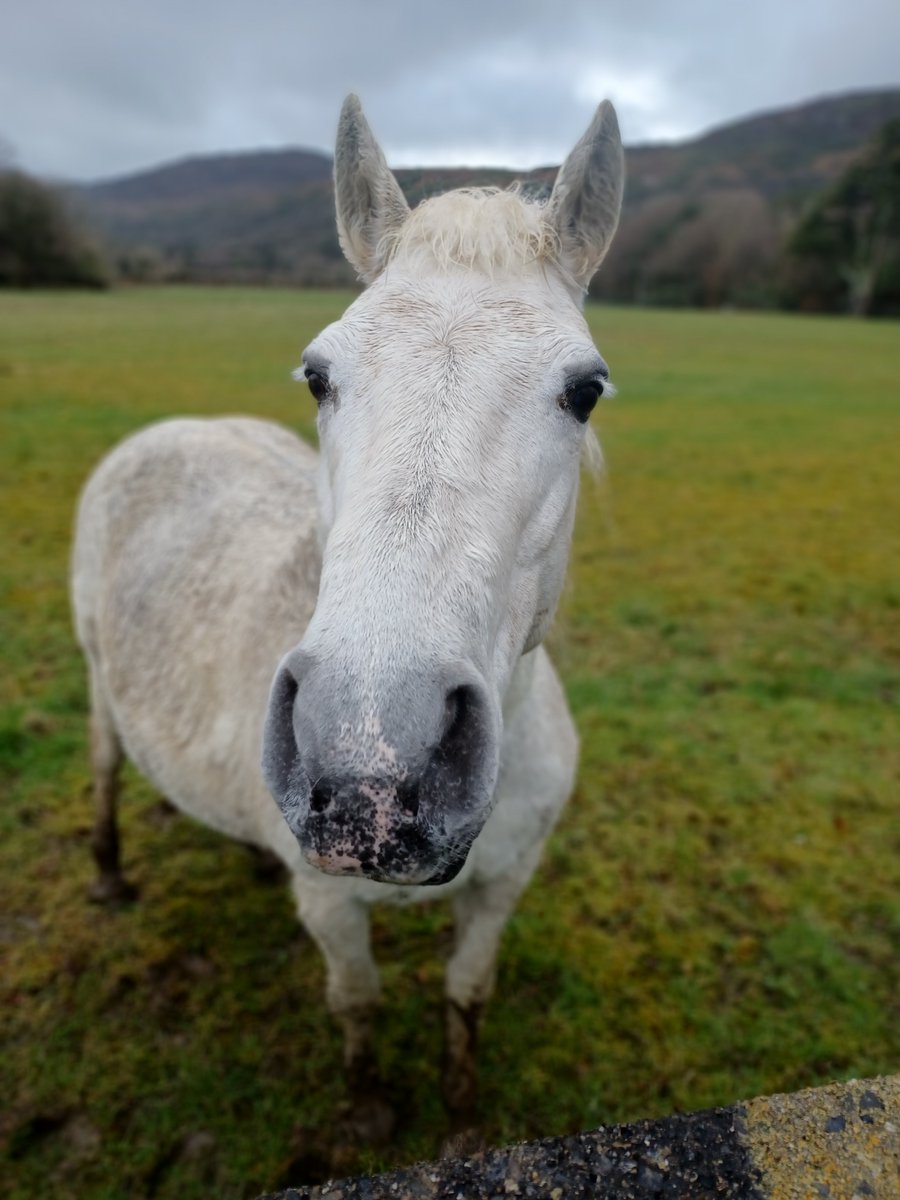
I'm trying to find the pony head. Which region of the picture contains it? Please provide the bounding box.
[263,95,623,884]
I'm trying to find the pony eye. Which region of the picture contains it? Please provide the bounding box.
[305,370,330,404]
[561,380,603,423]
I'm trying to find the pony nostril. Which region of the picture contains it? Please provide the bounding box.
[396,778,420,818]
[441,686,475,748]
[261,662,304,801]
[442,686,469,745]
[309,780,333,815]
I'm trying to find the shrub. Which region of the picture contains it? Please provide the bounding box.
[0,170,108,288]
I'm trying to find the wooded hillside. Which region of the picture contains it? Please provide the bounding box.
[70,89,900,310]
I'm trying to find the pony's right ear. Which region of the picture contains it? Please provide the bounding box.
[334,94,410,283]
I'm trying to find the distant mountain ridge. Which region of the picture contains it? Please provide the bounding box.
[72,88,900,304]
[88,147,332,205]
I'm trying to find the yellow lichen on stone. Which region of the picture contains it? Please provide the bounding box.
[743,1076,899,1200]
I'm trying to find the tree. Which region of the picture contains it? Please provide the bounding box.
[783,120,900,315]
[0,170,108,288]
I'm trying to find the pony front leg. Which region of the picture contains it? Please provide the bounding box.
[442,862,539,1129]
[440,650,576,1130]
[293,883,394,1143]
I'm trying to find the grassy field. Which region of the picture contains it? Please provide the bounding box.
[1,287,898,1198]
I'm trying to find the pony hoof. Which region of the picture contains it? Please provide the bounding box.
[89,874,138,905]
[441,1125,485,1160]
[335,1096,396,1146]
[274,1126,333,1188]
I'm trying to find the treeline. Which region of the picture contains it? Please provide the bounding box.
[782,119,900,316]
[3,115,898,315]
[590,117,900,316]
[0,171,108,288]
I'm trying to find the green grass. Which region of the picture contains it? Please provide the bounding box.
[1,288,898,1198]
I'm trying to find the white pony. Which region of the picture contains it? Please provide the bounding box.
[71,95,624,1141]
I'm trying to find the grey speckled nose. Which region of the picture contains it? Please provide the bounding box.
[261,650,499,884]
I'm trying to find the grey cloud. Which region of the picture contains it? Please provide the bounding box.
[2,0,898,180]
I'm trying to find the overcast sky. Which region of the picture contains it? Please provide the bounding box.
[2,0,899,182]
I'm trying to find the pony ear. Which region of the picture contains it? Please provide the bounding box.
[547,100,625,289]
[334,94,410,283]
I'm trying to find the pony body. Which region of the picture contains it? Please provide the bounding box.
[72,94,624,1143]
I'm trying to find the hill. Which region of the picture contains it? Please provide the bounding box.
[596,88,900,306]
[74,148,339,284]
[72,89,900,303]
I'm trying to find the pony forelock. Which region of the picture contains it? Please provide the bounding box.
[382,187,562,277]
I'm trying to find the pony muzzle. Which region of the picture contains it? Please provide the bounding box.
[261,651,499,885]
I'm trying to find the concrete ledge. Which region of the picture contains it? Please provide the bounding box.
[260,1075,898,1200]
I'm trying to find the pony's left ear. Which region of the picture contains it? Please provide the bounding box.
[547,100,625,289]
[334,94,410,283]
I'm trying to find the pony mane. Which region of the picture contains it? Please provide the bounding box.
[385,187,560,276]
